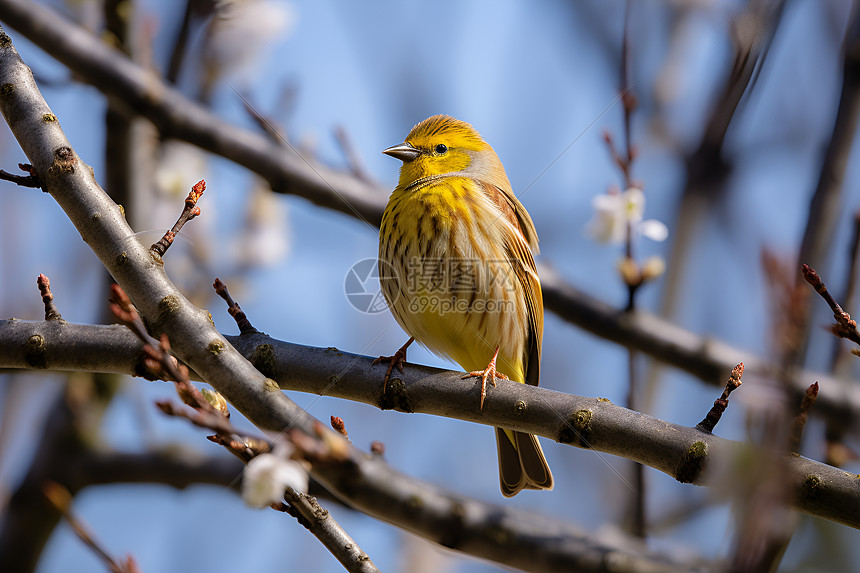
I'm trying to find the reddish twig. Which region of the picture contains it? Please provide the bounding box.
[0,162,40,188]
[801,263,860,346]
[204,432,271,462]
[43,481,142,573]
[108,286,190,389]
[36,273,62,321]
[109,286,278,466]
[697,362,744,433]
[790,382,819,453]
[153,394,236,440]
[213,278,256,334]
[107,284,150,341]
[150,179,205,257]
[108,285,226,417]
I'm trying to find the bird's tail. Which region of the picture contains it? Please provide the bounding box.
[496,427,554,497]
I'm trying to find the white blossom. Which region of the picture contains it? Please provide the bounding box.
[242,453,308,508]
[587,187,668,244]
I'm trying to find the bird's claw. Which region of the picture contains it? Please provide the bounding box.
[461,347,508,409]
[373,337,414,393]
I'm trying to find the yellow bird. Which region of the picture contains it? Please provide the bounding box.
[376,115,553,496]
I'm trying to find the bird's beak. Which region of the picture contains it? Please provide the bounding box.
[383,142,421,162]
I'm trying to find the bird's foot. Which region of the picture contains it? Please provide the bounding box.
[372,337,414,393]
[461,346,508,409]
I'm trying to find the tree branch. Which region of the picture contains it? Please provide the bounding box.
[74,449,244,489]
[1,318,858,531]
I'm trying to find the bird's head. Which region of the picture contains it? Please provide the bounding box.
[384,115,509,191]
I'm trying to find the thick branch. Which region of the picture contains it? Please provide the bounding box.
[1,318,858,530]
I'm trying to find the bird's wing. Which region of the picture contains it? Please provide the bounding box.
[478,181,544,387]
[496,185,540,254]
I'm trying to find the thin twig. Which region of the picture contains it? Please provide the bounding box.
[42,481,141,573]
[213,278,256,334]
[825,212,860,465]
[602,10,642,312]
[790,382,819,452]
[697,363,744,433]
[801,263,860,346]
[149,179,205,258]
[0,162,40,187]
[36,274,62,321]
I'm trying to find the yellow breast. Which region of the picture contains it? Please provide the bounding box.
[378,176,528,381]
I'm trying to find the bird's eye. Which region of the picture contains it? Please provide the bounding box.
[435,144,448,154]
